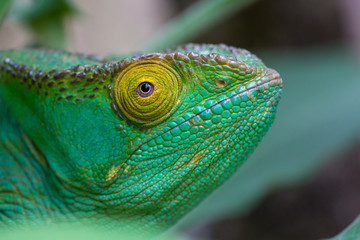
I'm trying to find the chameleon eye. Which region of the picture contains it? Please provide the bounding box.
[114,61,182,127]
[137,82,154,98]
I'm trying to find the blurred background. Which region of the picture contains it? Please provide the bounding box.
[1,0,360,239]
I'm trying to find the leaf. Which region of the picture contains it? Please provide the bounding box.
[329,215,360,240]
[1,223,197,240]
[142,0,258,51]
[171,45,360,231]
[20,0,78,49]
[0,0,13,27]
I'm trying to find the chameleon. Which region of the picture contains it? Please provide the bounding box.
[0,43,282,232]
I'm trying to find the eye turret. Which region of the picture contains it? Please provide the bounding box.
[114,61,182,127]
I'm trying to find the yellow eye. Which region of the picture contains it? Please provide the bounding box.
[114,61,182,127]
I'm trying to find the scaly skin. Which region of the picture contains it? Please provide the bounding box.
[0,44,282,232]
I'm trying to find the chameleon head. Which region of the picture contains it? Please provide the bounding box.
[0,44,281,231]
[104,44,282,229]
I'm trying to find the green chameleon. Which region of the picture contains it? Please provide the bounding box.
[0,43,282,232]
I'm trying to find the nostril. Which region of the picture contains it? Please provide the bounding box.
[215,79,227,88]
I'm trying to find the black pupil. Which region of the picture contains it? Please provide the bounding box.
[141,83,151,93]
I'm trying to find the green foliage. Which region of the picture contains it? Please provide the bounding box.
[330,215,360,240]
[1,224,190,240]
[142,0,258,51]
[0,0,13,27]
[2,0,257,51]
[3,0,77,49]
[19,0,77,49]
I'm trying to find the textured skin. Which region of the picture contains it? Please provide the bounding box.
[0,44,282,232]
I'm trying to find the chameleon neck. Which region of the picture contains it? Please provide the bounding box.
[0,98,69,224]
